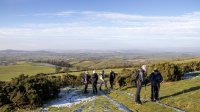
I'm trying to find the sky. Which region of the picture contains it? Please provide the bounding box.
[0,0,200,51]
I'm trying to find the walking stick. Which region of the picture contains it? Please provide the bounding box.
[143,83,148,103]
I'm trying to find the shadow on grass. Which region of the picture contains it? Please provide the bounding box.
[120,85,134,91]
[160,86,200,100]
[120,84,151,91]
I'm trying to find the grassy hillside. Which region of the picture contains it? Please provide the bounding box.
[0,59,199,112]
[73,60,97,68]
[0,62,55,81]
[23,74,199,112]
[112,75,200,112]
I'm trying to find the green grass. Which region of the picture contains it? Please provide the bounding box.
[121,75,200,112]
[3,74,199,112]
[1,58,199,111]
[52,67,133,77]
[108,90,175,112]
[73,60,96,68]
[0,60,133,81]
[0,62,55,81]
[69,58,135,70]
[82,96,123,112]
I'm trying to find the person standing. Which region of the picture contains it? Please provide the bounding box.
[91,70,98,94]
[109,70,116,89]
[99,70,108,91]
[146,68,163,101]
[134,65,148,104]
[83,71,90,94]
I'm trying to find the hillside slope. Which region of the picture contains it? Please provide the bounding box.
[34,74,200,112]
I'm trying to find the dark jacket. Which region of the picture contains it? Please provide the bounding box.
[147,72,163,86]
[135,68,145,86]
[109,71,115,81]
[91,73,98,84]
[83,73,90,84]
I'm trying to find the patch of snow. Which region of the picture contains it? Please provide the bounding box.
[182,71,200,79]
[192,75,199,79]
[40,107,48,112]
[43,86,95,108]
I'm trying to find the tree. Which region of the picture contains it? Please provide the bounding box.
[63,67,69,74]
[76,66,81,71]
[55,66,62,73]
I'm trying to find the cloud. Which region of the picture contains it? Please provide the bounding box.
[33,11,77,16]
[0,11,200,50]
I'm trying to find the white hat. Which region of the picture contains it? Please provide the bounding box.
[141,65,148,72]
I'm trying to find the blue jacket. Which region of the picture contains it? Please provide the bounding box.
[147,72,163,86]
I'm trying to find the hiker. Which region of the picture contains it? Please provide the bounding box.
[83,71,90,93]
[109,70,116,89]
[91,70,98,94]
[99,70,108,91]
[144,68,163,101]
[134,65,148,104]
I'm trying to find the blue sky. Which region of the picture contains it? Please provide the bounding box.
[0,0,200,51]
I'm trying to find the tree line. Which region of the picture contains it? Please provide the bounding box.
[36,60,71,67]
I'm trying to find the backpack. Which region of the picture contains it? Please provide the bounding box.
[134,69,140,81]
[92,73,98,83]
[110,72,115,80]
[134,69,144,86]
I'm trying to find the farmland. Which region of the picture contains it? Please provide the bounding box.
[0,62,55,81]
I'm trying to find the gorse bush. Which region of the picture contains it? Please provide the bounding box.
[0,74,60,108]
[0,73,81,110]
[116,59,200,87]
[148,60,200,81]
[148,62,181,81]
